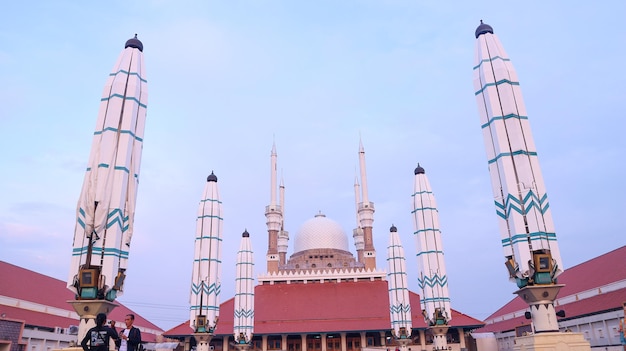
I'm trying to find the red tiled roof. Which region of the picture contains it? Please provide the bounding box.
[0,260,163,341]
[478,245,626,333]
[164,280,484,337]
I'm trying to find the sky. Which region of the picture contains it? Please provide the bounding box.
[1,1,625,331]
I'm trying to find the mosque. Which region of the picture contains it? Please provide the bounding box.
[163,143,484,351]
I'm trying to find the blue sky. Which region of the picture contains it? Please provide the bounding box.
[1,1,624,330]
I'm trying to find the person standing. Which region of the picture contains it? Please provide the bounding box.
[117,314,142,351]
[81,313,119,351]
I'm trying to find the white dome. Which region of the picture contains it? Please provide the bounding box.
[293,213,349,253]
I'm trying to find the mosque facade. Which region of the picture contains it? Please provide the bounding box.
[164,144,484,351]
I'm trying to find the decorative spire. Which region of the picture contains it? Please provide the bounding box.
[353,174,361,227]
[358,138,369,204]
[270,142,278,206]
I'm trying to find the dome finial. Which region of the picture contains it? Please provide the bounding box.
[242,229,250,238]
[207,171,218,182]
[125,34,144,52]
[414,163,425,175]
[390,224,397,232]
[475,20,494,39]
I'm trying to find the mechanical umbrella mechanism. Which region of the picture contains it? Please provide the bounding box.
[233,230,255,351]
[387,225,412,350]
[473,20,566,334]
[411,165,452,350]
[67,35,147,342]
[190,172,223,351]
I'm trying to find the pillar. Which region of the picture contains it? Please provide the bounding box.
[419,330,426,351]
[301,334,307,351]
[262,335,268,351]
[457,328,465,350]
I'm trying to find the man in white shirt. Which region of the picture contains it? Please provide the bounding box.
[117,314,142,351]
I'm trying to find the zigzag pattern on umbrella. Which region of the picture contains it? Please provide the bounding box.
[194,235,223,241]
[106,209,130,232]
[495,191,550,219]
[415,250,444,257]
[480,113,528,129]
[473,55,511,70]
[93,126,144,142]
[84,165,138,179]
[474,78,519,96]
[411,189,433,197]
[488,150,538,165]
[100,93,146,109]
[410,206,437,214]
[190,281,221,295]
[234,310,255,318]
[418,273,448,289]
[389,304,411,314]
[413,227,441,235]
[109,69,147,83]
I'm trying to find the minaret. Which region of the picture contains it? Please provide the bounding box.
[473,21,565,333]
[67,35,147,341]
[277,176,289,267]
[234,230,254,348]
[357,140,376,269]
[411,164,451,351]
[190,172,223,350]
[387,225,412,347]
[265,143,283,272]
[352,176,365,263]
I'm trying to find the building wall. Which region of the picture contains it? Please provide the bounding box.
[560,310,625,350]
[22,328,77,351]
[490,310,625,351]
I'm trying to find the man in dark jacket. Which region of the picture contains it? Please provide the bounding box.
[116,314,142,351]
[81,313,119,351]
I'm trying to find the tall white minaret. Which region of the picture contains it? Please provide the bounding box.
[190,172,223,350]
[356,140,376,269]
[277,176,289,266]
[352,175,365,263]
[474,21,565,334]
[234,230,254,346]
[387,225,412,344]
[412,164,451,351]
[67,34,147,342]
[265,143,283,272]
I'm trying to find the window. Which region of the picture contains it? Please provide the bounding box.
[268,339,281,350]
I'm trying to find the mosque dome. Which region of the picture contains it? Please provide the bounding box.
[293,212,349,253]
